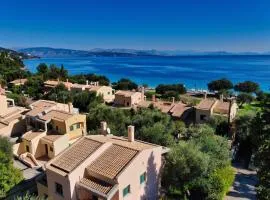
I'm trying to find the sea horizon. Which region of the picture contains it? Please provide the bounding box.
[23,55,270,91]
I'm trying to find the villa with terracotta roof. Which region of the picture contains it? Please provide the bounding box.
[38,123,169,200]
[114,89,145,107]
[138,95,192,121]
[13,100,87,168]
[195,95,238,123]
[0,86,28,137]
[44,80,115,103]
[9,78,28,86]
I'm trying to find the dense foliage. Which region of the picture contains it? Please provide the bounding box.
[207,78,233,93]
[163,124,233,200]
[0,137,23,198]
[253,95,270,199]
[0,52,29,83]
[87,106,175,146]
[234,81,259,93]
[155,83,186,100]
[112,78,138,90]
[68,73,110,86]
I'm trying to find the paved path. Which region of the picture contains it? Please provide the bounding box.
[225,163,258,200]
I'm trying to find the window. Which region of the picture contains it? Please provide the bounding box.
[92,195,98,200]
[50,146,54,152]
[108,91,110,95]
[70,125,74,131]
[140,172,146,184]
[123,185,130,197]
[26,145,30,152]
[76,123,80,129]
[56,126,59,131]
[55,182,63,196]
[200,114,207,121]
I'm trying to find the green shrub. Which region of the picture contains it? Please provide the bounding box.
[208,166,235,200]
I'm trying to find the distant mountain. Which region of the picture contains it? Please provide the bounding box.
[0,47,38,59]
[18,47,268,58]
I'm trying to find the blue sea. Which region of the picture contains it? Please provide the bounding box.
[23,55,270,91]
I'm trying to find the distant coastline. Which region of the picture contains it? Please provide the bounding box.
[23,55,270,92]
[18,47,270,58]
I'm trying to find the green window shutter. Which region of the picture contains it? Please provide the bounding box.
[123,185,130,197]
[140,172,146,184]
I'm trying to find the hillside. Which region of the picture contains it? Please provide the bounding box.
[19,47,267,58]
[0,47,30,83]
[0,47,38,59]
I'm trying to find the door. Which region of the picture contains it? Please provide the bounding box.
[45,144,48,155]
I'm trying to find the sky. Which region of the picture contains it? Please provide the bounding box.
[0,0,270,52]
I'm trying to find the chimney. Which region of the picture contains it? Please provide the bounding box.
[96,81,99,86]
[66,79,69,83]
[141,86,145,101]
[86,80,89,86]
[152,95,156,103]
[57,78,60,83]
[100,121,107,135]
[128,125,135,142]
[204,92,207,99]
[68,102,73,113]
[172,97,175,104]
[219,94,224,102]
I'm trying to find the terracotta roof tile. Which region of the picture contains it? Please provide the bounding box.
[87,144,137,179]
[41,135,64,144]
[80,177,113,194]
[9,79,28,84]
[39,110,73,121]
[88,135,157,151]
[169,103,190,117]
[214,100,230,114]
[115,90,138,97]
[22,131,44,141]
[50,138,102,173]
[196,99,216,110]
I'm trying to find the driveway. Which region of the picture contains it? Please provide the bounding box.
[225,163,258,200]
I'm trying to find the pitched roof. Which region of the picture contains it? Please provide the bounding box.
[22,131,44,141]
[169,103,190,117]
[88,135,157,151]
[27,100,57,117]
[9,78,28,85]
[50,137,102,173]
[44,80,59,86]
[39,110,73,121]
[41,134,64,144]
[86,144,138,179]
[115,90,138,97]
[196,99,216,110]
[80,177,114,195]
[214,100,230,114]
[88,85,102,92]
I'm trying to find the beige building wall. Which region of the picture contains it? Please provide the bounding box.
[130,92,143,106]
[46,142,112,200]
[22,131,47,158]
[195,109,211,123]
[116,147,162,200]
[114,92,143,107]
[37,182,49,199]
[114,95,132,107]
[96,86,115,103]
[65,114,87,140]
[0,95,8,115]
[53,135,69,157]
[0,118,26,138]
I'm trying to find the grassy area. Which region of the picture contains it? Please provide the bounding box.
[237,101,262,116]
